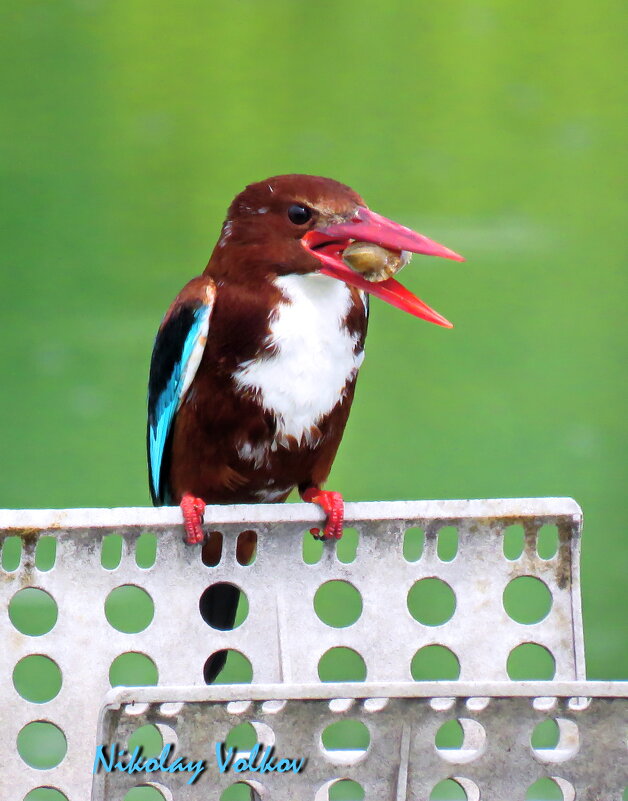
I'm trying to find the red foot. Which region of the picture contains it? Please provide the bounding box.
[302,488,344,540]
[180,493,206,544]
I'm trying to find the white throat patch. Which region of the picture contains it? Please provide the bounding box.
[233,273,365,445]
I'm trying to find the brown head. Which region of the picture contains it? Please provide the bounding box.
[206,174,463,327]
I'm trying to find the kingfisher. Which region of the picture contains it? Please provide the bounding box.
[147,174,462,680]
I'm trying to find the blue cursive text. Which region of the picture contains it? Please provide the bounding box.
[93,743,205,785]
[215,742,305,774]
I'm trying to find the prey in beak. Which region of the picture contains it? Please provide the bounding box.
[302,206,464,328]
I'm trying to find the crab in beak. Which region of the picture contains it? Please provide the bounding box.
[302,206,464,328]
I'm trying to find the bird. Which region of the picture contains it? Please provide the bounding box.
[147,174,463,681]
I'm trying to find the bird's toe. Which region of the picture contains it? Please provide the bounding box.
[180,493,206,545]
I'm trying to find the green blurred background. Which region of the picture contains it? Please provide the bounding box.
[1,0,626,798]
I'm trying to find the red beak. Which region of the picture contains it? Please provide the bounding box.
[302,207,463,327]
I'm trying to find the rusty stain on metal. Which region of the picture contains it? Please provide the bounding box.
[555,521,573,590]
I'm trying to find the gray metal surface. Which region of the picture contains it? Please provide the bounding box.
[95,681,628,801]
[0,497,598,800]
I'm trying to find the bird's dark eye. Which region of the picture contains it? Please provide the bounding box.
[287,204,312,225]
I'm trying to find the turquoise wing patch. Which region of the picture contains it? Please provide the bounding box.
[147,298,212,504]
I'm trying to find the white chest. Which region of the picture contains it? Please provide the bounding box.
[233,273,365,445]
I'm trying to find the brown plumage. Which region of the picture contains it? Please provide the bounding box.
[168,279,366,506]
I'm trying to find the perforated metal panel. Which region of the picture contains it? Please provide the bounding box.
[94,681,628,801]
[0,497,620,801]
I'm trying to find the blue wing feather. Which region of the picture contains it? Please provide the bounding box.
[147,286,214,504]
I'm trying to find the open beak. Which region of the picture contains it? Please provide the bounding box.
[302,206,464,328]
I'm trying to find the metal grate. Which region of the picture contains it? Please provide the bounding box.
[94,681,628,800]
[1,497,623,800]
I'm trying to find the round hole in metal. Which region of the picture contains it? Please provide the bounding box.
[525,777,565,800]
[199,583,248,630]
[503,576,552,624]
[109,652,158,687]
[9,588,58,636]
[105,585,154,633]
[13,654,62,703]
[435,719,464,748]
[318,647,366,682]
[17,721,67,770]
[225,722,258,751]
[314,779,364,801]
[429,778,468,799]
[23,789,69,801]
[507,643,556,680]
[128,724,164,758]
[314,581,362,628]
[531,718,559,749]
[321,719,370,765]
[531,718,579,763]
[206,649,253,685]
[435,719,486,764]
[220,782,265,800]
[408,578,456,626]
[123,787,170,801]
[412,645,460,681]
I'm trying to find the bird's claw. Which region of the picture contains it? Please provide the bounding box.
[302,488,344,540]
[180,493,206,544]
